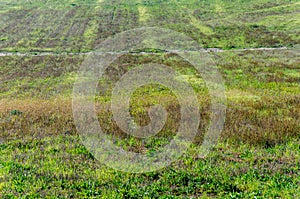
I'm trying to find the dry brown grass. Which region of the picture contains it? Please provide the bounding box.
[1,92,299,148]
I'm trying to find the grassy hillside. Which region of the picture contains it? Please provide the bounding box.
[0,0,299,52]
[1,49,299,198]
[0,0,300,198]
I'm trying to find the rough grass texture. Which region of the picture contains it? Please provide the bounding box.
[0,49,299,197]
[0,0,299,52]
[0,0,300,198]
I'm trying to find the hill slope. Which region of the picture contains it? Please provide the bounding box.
[0,0,299,52]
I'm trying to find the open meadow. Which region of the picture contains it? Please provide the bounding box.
[0,0,300,198]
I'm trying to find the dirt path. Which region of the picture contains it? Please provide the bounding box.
[0,47,292,57]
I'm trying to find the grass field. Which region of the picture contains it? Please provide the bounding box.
[0,0,300,52]
[0,0,300,198]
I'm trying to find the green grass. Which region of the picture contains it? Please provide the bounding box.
[1,49,299,197]
[0,0,299,52]
[0,0,300,198]
[0,135,299,198]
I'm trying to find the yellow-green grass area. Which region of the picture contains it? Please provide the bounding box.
[0,49,299,198]
[1,0,299,197]
[0,133,299,198]
[0,0,299,52]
